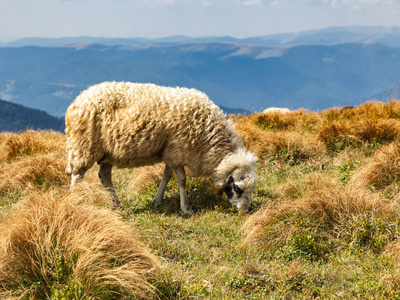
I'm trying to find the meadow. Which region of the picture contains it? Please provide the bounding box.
[2,100,400,298]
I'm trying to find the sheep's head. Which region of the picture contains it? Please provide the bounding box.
[215,149,258,212]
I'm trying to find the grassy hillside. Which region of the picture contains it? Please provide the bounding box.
[2,100,400,298]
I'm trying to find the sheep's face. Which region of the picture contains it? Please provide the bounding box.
[222,172,257,212]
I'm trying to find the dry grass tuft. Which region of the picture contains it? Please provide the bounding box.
[0,131,70,195]
[275,173,338,201]
[320,100,400,121]
[128,163,165,195]
[317,119,400,151]
[235,110,326,167]
[241,186,399,260]
[0,153,69,194]
[350,141,400,190]
[0,130,65,163]
[0,186,159,299]
[267,131,325,164]
[255,109,322,132]
[235,115,324,163]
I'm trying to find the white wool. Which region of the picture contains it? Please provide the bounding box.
[263,107,291,114]
[65,81,257,212]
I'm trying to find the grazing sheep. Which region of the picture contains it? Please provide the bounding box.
[65,82,257,215]
[263,107,291,114]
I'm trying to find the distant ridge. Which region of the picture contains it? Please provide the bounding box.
[3,26,400,48]
[0,99,64,132]
[1,26,400,118]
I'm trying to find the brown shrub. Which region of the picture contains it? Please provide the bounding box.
[241,187,399,259]
[349,141,400,190]
[0,186,159,299]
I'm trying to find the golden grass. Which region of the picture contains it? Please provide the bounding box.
[3,100,400,297]
[237,101,400,154]
[241,186,399,258]
[349,141,400,191]
[318,119,400,150]
[274,173,339,201]
[0,153,69,194]
[0,185,159,299]
[128,163,165,196]
[255,109,322,132]
[0,131,70,195]
[320,100,400,121]
[235,115,325,162]
[0,130,65,163]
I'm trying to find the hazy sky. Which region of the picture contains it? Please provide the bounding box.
[1,0,400,41]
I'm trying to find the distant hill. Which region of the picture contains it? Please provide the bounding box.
[3,26,400,47]
[0,41,399,117]
[1,26,400,117]
[0,99,64,132]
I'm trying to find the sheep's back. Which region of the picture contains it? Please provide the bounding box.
[65,82,234,170]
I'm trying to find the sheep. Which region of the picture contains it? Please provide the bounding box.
[65,81,257,215]
[263,107,291,114]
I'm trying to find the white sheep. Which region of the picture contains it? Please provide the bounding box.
[263,107,291,114]
[65,81,257,215]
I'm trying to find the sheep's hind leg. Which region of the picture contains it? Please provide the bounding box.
[174,166,194,215]
[98,162,120,208]
[153,164,173,207]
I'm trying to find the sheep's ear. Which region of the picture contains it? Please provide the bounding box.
[226,175,234,186]
[224,175,235,187]
[214,175,234,189]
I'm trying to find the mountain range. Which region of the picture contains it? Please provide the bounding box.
[1,26,400,118]
[3,26,400,48]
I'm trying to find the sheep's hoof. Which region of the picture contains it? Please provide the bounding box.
[182,208,194,216]
[111,198,121,210]
[153,198,162,207]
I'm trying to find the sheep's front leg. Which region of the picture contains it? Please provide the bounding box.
[153,164,173,207]
[98,162,120,208]
[70,172,85,187]
[174,166,194,215]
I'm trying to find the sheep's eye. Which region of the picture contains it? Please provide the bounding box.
[233,184,243,195]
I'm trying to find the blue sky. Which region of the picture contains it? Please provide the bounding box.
[1,0,400,41]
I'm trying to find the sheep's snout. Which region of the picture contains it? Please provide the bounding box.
[223,176,252,213]
[235,199,250,212]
